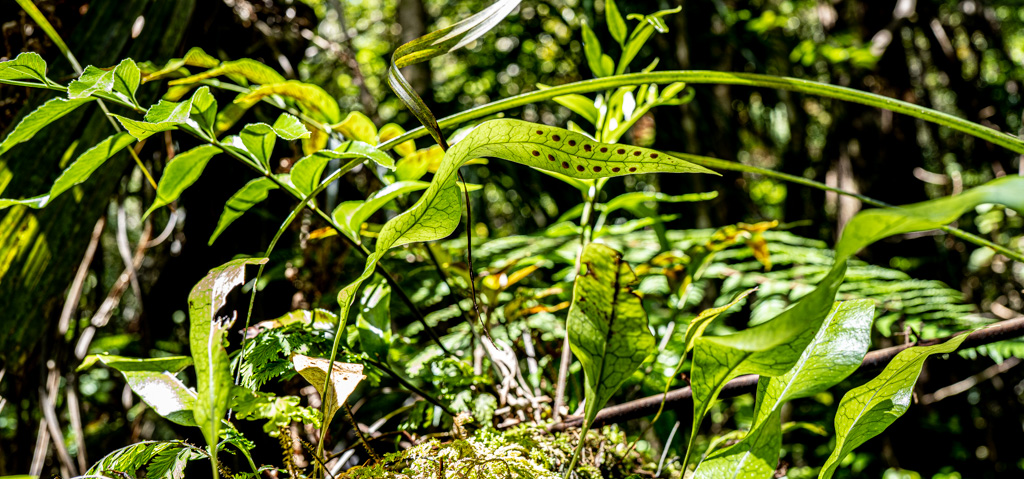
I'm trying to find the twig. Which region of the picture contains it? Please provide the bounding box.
[40,386,78,476]
[58,218,105,336]
[920,356,1022,404]
[548,316,1024,431]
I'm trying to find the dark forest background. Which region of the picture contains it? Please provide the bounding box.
[1,0,1023,477]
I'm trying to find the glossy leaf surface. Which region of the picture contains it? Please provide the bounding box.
[209,176,280,244]
[819,332,971,479]
[0,52,48,82]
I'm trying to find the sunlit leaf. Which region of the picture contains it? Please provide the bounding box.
[291,354,365,431]
[334,119,716,353]
[356,279,392,362]
[112,58,141,107]
[239,113,310,170]
[394,145,443,181]
[605,0,628,45]
[0,51,48,83]
[0,97,92,157]
[378,123,416,157]
[188,258,267,464]
[582,22,610,77]
[209,176,280,245]
[692,412,781,479]
[682,288,757,354]
[564,242,656,471]
[819,332,971,479]
[80,354,197,426]
[237,80,342,124]
[332,180,430,243]
[387,0,521,146]
[167,58,285,87]
[144,145,221,218]
[335,111,378,143]
[290,140,394,195]
[68,65,116,100]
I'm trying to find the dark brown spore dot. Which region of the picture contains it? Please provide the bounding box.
[576,165,585,172]
[532,150,540,156]
[600,147,608,153]
[584,144,592,152]
[552,134,561,142]
[650,153,659,158]
[568,139,576,146]
[593,166,602,172]
[633,151,641,156]
[536,130,544,135]
[547,154,555,161]
[629,167,637,172]
[617,148,626,154]
[561,161,569,169]
[612,167,621,172]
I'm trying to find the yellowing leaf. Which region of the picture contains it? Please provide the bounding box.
[290,354,365,430]
[237,80,342,124]
[378,123,416,157]
[334,111,378,144]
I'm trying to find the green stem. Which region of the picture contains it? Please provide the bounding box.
[378,71,1024,155]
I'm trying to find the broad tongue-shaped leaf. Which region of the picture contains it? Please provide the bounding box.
[564,242,655,474]
[684,175,1024,472]
[691,299,875,477]
[188,258,267,464]
[333,119,717,380]
[819,332,971,479]
[355,280,393,362]
[290,354,365,431]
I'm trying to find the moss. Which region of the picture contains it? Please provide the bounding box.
[341,424,679,479]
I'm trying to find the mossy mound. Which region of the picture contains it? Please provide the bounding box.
[342,424,680,478]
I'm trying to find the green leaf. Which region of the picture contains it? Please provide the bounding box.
[167,58,286,87]
[87,441,195,478]
[67,65,114,99]
[239,114,310,170]
[564,242,655,473]
[753,299,875,426]
[232,389,321,436]
[819,332,971,479]
[394,145,443,181]
[290,140,394,195]
[336,111,379,143]
[0,97,92,157]
[0,51,48,83]
[692,411,781,479]
[683,175,1024,470]
[144,145,221,218]
[551,93,600,125]
[605,0,628,45]
[1,131,136,209]
[114,86,216,141]
[81,354,197,426]
[694,299,874,475]
[146,444,203,479]
[356,279,392,362]
[209,177,279,245]
[236,80,342,124]
[188,258,267,465]
[112,58,141,107]
[333,119,717,355]
[582,22,610,77]
[332,180,430,243]
[388,0,521,147]
[681,288,757,355]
